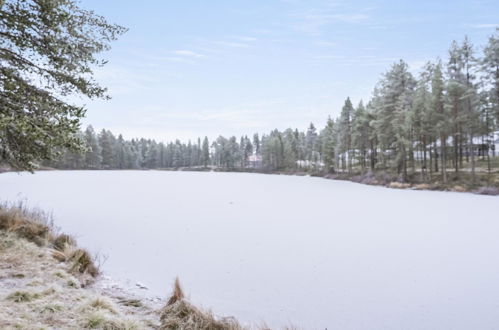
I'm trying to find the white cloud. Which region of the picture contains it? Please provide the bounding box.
[159,56,196,64]
[467,23,499,29]
[235,36,258,42]
[216,41,251,48]
[291,10,370,35]
[172,50,205,57]
[329,13,369,23]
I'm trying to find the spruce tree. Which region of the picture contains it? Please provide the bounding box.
[0,0,125,171]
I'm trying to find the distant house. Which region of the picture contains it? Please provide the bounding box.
[494,131,499,157]
[247,154,262,168]
[472,130,499,157]
[415,131,499,159]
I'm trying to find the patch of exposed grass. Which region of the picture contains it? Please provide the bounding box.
[388,181,411,189]
[83,311,140,330]
[68,249,99,278]
[40,304,63,314]
[7,290,40,303]
[0,204,249,329]
[53,233,76,251]
[159,278,243,330]
[0,203,100,284]
[67,279,81,288]
[118,298,143,308]
[0,203,52,246]
[0,209,161,330]
[87,297,118,314]
[54,271,65,278]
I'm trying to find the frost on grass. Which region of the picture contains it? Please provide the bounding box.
[0,204,252,330]
[0,204,159,329]
[159,278,243,330]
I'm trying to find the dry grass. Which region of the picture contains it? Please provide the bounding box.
[166,277,184,306]
[0,231,158,329]
[83,311,140,329]
[0,206,51,246]
[53,233,76,251]
[160,278,243,330]
[0,202,99,281]
[452,185,467,192]
[0,204,295,329]
[388,182,411,189]
[86,297,118,314]
[413,183,433,190]
[7,290,40,303]
[68,249,100,278]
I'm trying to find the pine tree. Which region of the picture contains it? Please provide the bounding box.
[84,126,102,169]
[99,130,117,169]
[0,0,125,171]
[305,123,318,168]
[202,137,210,167]
[320,117,336,172]
[432,61,449,183]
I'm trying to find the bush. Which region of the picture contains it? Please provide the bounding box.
[474,186,499,196]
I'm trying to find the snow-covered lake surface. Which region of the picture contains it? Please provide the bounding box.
[1,170,498,329]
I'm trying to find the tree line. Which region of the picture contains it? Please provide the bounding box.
[48,31,499,184]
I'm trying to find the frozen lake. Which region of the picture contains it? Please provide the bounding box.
[0,170,498,329]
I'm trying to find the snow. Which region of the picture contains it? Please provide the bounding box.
[0,170,498,329]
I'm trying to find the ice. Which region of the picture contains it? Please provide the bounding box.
[0,170,498,329]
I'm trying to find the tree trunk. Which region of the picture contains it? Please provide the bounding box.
[441,135,447,183]
[469,130,475,183]
[433,140,439,172]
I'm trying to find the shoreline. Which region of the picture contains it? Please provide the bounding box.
[0,204,247,329]
[4,166,497,196]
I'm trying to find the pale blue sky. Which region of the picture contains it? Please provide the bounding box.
[79,0,498,142]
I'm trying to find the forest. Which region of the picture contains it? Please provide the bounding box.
[47,31,499,187]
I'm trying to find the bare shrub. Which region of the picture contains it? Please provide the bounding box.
[474,186,499,196]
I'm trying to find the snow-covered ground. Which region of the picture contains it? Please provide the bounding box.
[0,170,498,329]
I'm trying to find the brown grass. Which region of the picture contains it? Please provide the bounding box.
[0,203,99,281]
[0,207,51,246]
[0,203,295,329]
[160,278,243,330]
[388,182,411,189]
[53,233,76,251]
[452,185,467,192]
[68,249,99,278]
[0,231,158,329]
[166,277,184,306]
[413,183,432,190]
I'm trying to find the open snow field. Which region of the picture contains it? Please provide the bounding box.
[0,170,498,329]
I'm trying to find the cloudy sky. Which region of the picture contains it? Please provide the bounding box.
[79,0,498,142]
